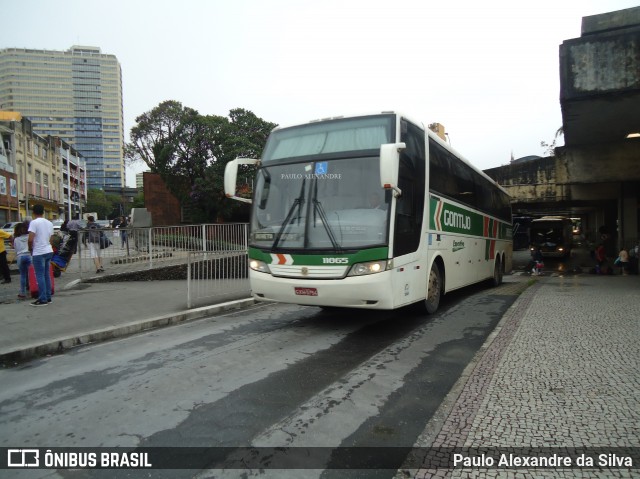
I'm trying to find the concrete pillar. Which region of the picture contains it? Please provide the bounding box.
[621,182,639,249]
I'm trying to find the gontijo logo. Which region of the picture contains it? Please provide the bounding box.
[432,198,475,233]
[433,201,471,231]
[443,210,471,230]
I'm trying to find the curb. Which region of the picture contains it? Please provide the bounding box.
[0,297,256,363]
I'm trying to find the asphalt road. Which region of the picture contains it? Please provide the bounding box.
[0,279,524,479]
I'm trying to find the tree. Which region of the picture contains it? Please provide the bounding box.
[131,192,145,210]
[126,102,276,223]
[540,127,564,156]
[125,100,198,171]
[85,189,118,219]
[190,109,276,221]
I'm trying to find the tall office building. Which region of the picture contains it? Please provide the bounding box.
[0,45,125,189]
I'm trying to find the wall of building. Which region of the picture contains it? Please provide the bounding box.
[484,157,561,205]
[0,118,87,221]
[557,142,639,184]
[0,169,18,224]
[142,172,182,226]
[9,121,61,219]
[485,150,639,251]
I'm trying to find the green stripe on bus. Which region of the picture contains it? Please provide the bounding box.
[249,246,389,266]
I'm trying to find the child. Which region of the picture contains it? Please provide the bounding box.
[617,247,630,275]
[13,221,31,299]
[526,245,544,275]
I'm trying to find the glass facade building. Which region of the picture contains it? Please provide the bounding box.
[0,46,124,189]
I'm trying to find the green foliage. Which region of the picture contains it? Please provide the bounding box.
[132,192,145,209]
[86,189,132,219]
[85,189,112,219]
[540,127,564,156]
[126,102,276,223]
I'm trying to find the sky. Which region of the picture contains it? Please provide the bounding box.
[3,0,638,187]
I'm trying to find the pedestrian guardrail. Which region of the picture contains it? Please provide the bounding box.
[186,251,250,308]
[71,223,249,276]
[50,223,251,308]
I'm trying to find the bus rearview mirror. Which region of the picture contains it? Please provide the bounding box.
[224,158,259,204]
[380,142,405,197]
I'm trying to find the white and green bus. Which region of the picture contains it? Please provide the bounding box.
[225,112,512,313]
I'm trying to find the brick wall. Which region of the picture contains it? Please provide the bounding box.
[142,172,182,226]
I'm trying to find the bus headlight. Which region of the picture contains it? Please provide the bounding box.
[249,259,271,273]
[348,260,388,276]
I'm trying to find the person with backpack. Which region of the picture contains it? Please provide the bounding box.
[83,216,104,274]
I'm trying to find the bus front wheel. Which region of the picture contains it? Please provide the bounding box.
[425,264,442,314]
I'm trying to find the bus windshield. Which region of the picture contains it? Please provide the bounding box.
[250,157,390,251]
[262,115,394,163]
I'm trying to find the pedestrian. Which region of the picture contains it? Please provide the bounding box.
[0,225,13,284]
[13,221,31,299]
[117,215,128,248]
[66,215,82,233]
[27,204,54,306]
[616,247,630,276]
[525,245,543,275]
[595,243,608,274]
[83,215,104,273]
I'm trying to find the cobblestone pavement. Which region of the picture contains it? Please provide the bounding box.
[403,274,640,479]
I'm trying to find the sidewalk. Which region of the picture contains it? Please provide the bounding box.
[0,268,254,363]
[407,272,640,477]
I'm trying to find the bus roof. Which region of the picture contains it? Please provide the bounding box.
[268,111,509,195]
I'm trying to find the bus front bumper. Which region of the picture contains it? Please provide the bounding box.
[249,270,396,309]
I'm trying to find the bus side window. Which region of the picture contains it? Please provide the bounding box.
[452,159,475,206]
[429,141,450,196]
[394,120,425,257]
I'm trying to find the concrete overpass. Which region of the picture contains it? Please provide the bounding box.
[485,6,640,253]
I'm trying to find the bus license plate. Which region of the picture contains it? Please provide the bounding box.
[295,287,318,296]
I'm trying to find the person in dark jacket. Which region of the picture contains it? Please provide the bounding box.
[83,216,104,273]
[526,245,544,274]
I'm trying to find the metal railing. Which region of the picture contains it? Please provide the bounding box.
[186,251,250,308]
[72,223,248,274]
[66,223,250,308]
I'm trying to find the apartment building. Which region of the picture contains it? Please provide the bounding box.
[0,45,124,190]
[0,113,86,222]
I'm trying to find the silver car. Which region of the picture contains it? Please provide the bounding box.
[2,221,22,235]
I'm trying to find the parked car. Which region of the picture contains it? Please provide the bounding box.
[51,219,64,233]
[2,222,22,235]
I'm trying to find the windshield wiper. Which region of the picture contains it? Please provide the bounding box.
[272,178,306,251]
[309,178,342,252]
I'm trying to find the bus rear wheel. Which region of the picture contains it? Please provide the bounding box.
[491,257,503,286]
[425,263,442,314]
